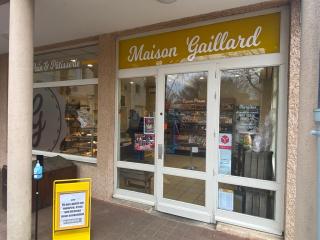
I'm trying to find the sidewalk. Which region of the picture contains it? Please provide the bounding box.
[0,197,248,240]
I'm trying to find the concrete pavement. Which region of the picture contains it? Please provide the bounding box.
[0,198,249,240]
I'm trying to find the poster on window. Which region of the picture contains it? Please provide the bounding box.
[219,133,232,175]
[144,117,155,134]
[235,105,260,134]
[134,134,155,151]
[219,188,234,211]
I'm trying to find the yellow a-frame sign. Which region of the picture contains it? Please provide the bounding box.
[53,178,91,240]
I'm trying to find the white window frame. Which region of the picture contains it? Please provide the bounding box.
[215,58,287,235]
[114,67,158,204]
[212,5,289,234]
[32,77,98,164]
[156,63,216,223]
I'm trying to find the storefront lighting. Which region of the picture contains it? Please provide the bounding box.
[130,81,134,84]
[200,76,205,80]
[70,59,76,63]
[87,64,93,68]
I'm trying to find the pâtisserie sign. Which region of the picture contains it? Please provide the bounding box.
[34,59,80,73]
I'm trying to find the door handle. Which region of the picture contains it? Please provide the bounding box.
[158,144,163,159]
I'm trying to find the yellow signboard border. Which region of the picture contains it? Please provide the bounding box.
[53,178,91,240]
[119,12,281,69]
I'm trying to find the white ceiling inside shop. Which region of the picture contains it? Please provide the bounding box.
[0,0,269,54]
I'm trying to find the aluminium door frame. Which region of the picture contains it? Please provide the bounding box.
[114,66,158,206]
[156,62,217,223]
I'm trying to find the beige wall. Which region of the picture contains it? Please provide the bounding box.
[294,0,320,239]
[0,54,8,168]
[285,0,301,239]
[76,34,117,201]
[285,0,320,239]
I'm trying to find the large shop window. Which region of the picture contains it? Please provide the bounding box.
[218,66,279,220]
[117,76,156,195]
[32,45,98,160]
[119,77,156,165]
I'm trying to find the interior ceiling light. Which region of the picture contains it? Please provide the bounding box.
[87,64,93,68]
[157,0,177,4]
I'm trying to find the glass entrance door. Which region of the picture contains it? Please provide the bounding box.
[156,64,216,222]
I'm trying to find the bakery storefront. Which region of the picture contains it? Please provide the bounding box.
[115,8,287,235]
[29,7,289,236]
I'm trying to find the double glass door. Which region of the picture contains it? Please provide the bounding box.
[117,61,284,234]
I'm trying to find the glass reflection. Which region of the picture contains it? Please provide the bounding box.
[164,72,207,172]
[119,77,156,164]
[218,183,275,220]
[118,168,154,194]
[164,175,205,206]
[34,45,98,83]
[219,67,278,181]
[32,85,98,157]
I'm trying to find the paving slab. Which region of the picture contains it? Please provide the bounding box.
[0,198,249,240]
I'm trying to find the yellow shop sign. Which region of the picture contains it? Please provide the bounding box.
[119,12,280,69]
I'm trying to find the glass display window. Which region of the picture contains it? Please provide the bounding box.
[119,77,156,165]
[33,85,98,157]
[164,72,207,172]
[34,45,98,83]
[217,65,282,228]
[218,183,275,220]
[118,168,154,194]
[32,85,98,157]
[219,67,279,181]
[32,45,98,161]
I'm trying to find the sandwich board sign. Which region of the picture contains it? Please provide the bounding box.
[53,178,91,240]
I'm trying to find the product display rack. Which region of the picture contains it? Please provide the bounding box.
[219,98,235,134]
[62,127,97,157]
[61,103,97,157]
[166,99,206,157]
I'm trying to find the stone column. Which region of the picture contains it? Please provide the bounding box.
[97,34,116,200]
[294,0,320,239]
[285,0,301,239]
[7,1,34,240]
[0,54,8,168]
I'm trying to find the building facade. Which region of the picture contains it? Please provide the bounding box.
[0,0,319,239]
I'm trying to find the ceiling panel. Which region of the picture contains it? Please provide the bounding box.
[0,0,268,53]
